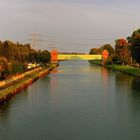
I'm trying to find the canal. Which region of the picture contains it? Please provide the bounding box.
[0,61,140,140]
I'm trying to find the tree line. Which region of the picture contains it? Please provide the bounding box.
[89,29,140,66]
[0,40,51,80]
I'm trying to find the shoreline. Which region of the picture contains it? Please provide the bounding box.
[89,60,140,77]
[0,64,58,103]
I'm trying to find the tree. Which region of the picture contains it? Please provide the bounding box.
[27,50,51,66]
[0,40,51,77]
[128,29,140,64]
[99,44,115,55]
[115,38,131,65]
[89,48,100,54]
[0,56,9,80]
[0,41,3,56]
[39,50,51,65]
[28,50,38,63]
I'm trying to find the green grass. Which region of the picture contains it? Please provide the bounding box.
[89,60,140,77]
[106,65,140,76]
[89,60,102,65]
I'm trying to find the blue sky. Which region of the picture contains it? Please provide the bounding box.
[0,0,140,52]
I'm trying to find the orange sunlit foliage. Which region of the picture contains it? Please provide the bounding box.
[115,38,131,65]
[115,38,128,47]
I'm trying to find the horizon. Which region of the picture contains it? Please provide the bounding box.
[0,0,140,53]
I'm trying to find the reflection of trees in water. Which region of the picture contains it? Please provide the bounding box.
[0,97,14,139]
[131,77,140,104]
[115,72,133,87]
[114,72,133,103]
[131,78,140,92]
[0,101,10,139]
[116,72,140,95]
[0,100,11,119]
[129,78,140,131]
[0,89,30,139]
[115,73,140,112]
[0,89,29,120]
[115,73,140,130]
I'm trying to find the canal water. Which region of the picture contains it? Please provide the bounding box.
[0,61,140,140]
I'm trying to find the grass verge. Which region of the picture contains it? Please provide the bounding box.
[89,60,140,77]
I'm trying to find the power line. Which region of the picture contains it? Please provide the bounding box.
[53,41,102,46]
[43,34,117,41]
[47,41,57,51]
[28,33,45,50]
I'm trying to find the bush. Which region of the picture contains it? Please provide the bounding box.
[105,59,112,65]
[112,55,122,65]
[11,63,25,74]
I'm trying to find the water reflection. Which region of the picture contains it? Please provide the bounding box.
[115,72,133,87]
[101,67,109,96]
[1,61,140,140]
[130,77,140,112]
[0,89,29,132]
[115,72,140,97]
[0,89,29,115]
[0,100,11,124]
[0,99,11,115]
[131,77,140,92]
[50,68,58,74]
[0,89,29,140]
[49,68,58,93]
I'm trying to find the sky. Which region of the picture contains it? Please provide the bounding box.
[0,0,140,52]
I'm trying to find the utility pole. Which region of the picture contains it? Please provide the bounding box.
[30,33,38,49]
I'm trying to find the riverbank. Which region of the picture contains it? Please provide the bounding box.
[0,63,58,103]
[89,60,140,77]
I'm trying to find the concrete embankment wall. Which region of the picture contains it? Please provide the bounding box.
[0,65,57,103]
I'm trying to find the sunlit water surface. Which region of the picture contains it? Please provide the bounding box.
[0,61,140,140]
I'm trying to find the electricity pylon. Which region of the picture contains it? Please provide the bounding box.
[28,33,44,50]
